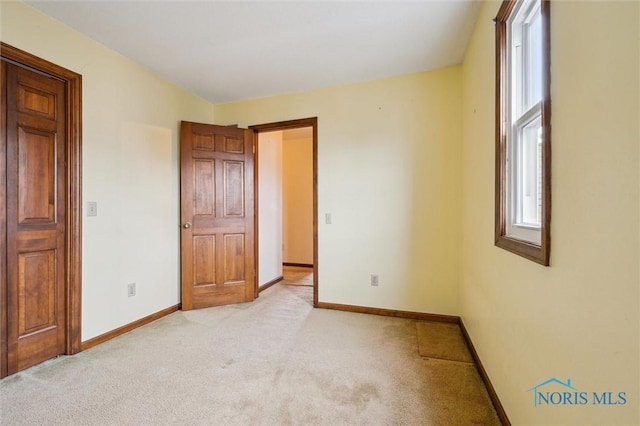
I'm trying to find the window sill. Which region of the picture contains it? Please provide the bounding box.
[495,235,549,266]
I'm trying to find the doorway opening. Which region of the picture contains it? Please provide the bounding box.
[250,118,318,307]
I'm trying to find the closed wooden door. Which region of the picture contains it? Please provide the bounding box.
[2,61,67,374]
[180,121,255,310]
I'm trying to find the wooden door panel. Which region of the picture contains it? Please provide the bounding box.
[193,132,215,151]
[18,86,56,119]
[193,160,215,216]
[17,128,56,224]
[5,62,66,374]
[17,230,57,252]
[223,233,245,284]
[191,286,244,309]
[18,250,56,335]
[223,136,244,154]
[223,161,244,217]
[193,235,216,286]
[181,121,255,310]
[16,71,58,120]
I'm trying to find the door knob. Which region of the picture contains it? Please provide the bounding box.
[183,222,192,229]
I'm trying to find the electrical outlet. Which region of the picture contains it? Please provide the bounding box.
[370,274,379,286]
[127,282,136,297]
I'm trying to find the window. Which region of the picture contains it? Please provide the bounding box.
[495,0,551,265]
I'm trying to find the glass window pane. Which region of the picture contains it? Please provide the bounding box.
[520,117,542,226]
[527,10,542,107]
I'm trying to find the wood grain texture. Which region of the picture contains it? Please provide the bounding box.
[193,132,214,150]
[223,161,244,217]
[283,262,314,268]
[249,117,319,306]
[223,234,245,284]
[258,275,284,293]
[194,160,215,216]
[224,136,243,154]
[180,122,255,310]
[460,320,511,426]
[1,60,8,378]
[19,83,56,119]
[316,302,460,323]
[81,305,180,351]
[17,251,56,335]
[1,43,82,378]
[251,131,259,300]
[6,62,67,374]
[17,128,56,223]
[540,0,552,266]
[193,236,216,286]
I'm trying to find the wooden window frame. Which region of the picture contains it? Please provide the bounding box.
[495,0,551,265]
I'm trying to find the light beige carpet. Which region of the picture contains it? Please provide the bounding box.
[0,272,500,425]
[416,322,474,363]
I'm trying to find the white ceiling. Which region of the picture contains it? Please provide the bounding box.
[26,1,482,104]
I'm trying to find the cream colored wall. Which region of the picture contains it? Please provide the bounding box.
[460,1,639,424]
[258,131,283,286]
[1,2,215,341]
[7,4,634,422]
[282,135,313,265]
[215,68,462,314]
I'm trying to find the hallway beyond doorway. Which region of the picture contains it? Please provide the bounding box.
[279,266,313,307]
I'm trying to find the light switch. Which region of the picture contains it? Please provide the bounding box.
[325,213,332,224]
[87,201,97,217]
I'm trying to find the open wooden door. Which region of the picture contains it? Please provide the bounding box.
[180,121,255,310]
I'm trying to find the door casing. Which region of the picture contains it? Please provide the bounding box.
[249,118,318,306]
[0,42,82,378]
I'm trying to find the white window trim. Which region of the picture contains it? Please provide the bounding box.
[505,0,542,246]
[507,102,542,244]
